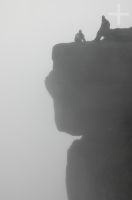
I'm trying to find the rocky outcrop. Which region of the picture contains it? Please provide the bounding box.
[46,40,132,137]
[107,27,132,41]
[45,37,132,199]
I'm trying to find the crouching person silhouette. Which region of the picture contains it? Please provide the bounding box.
[74,30,86,44]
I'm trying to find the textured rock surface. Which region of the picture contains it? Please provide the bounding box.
[45,39,132,199]
[46,40,132,137]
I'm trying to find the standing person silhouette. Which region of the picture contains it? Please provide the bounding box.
[95,16,110,41]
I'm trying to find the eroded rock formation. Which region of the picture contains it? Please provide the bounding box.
[45,35,132,199]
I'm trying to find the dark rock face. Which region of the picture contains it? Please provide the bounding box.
[46,41,132,136]
[107,27,132,41]
[66,137,132,200]
[45,39,132,199]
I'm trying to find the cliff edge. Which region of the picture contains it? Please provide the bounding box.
[45,28,132,199]
[45,40,132,138]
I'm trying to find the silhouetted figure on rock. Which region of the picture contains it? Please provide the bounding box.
[95,16,110,41]
[74,30,86,44]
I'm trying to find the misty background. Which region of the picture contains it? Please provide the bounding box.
[0,0,132,199]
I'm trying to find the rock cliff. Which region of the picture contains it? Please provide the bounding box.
[45,37,132,200]
[46,40,132,138]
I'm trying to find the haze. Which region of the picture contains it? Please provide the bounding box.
[0,0,132,199]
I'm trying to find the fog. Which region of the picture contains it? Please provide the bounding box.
[0,0,132,199]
